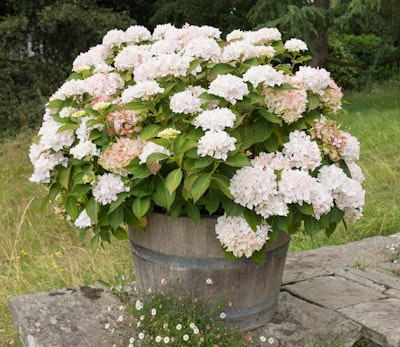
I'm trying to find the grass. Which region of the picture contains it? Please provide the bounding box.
[0,81,399,346]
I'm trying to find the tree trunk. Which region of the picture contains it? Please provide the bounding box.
[310,0,331,68]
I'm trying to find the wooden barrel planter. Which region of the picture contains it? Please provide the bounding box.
[129,213,290,330]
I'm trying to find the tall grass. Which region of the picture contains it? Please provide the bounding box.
[0,82,399,345]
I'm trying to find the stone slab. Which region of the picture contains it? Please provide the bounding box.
[284,276,387,310]
[256,291,362,347]
[339,298,400,347]
[283,235,396,284]
[8,286,120,347]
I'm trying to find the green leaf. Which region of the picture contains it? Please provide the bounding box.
[211,173,233,199]
[108,192,130,213]
[47,99,65,109]
[329,207,345,223]
[69,184,91,197]
[132,196,151,220]
[264,132,280,152]
[296,203,314,216]
[191,173,212,203]
[140,125,165,140]
[304,215,321,237]
[57,123,79,133]
[65,196,79,219]
[204,191,220,215]
[251,246,267,264]
[270,216,288,233]
[209,63,237,75]
[241,118,273,148]
[325,222,337,237]
[153,182,175,210]
[307,94,321,111]
[223,199,245,216]
[125,163,152,179]
[122,101,148,111]
[243,209,263,232]
[224,153,250,167]
[165,168,183,195]
[86,197,99,223]
[58,166,71,191]
[112,227,128,240]
[258,108,282,124]
[90,234,100,249]
[185,202,200,226]
[146,152,170,164]
[108,208,124,230]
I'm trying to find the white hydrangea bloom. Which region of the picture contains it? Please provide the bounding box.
[341,131,360,162]
[121,81,164,103]
[294,66,331,96]
[69,141,100,160]
[318,165,365,219]
[138,141,171,164]
[278,169,317,206]
[284,38,308,52]
[197,130,236,160]
[74,209,93,228]
[230,164,278,209]
[37,117,75,152]
[29,145,68,184]
[72,44,111,72]
[59,106,78,118]
[347,162,365,183]
[102,29,126,47]
[76,116,104,142]
[114,45,152,71]
[221,40,261,62]
[208,74,249,104]
[124,25,152,43]
[183,36,221,60]
[243,65,285,87]
[215,214,271,258]
[192,108,236,131]
[92,173,130,205]
[169,90,203,114]
[282,130,321,171]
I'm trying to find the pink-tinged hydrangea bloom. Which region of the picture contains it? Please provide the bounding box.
[341,132,360,162]
[243,65,285,87]
[208,74,249,104]
[138,141,171,164]
[99,138,144,175]
[192,108,236,131]
[215,214,271,258]
[114,45,152,71]
[309,117,346,161]
[282,130,321,171]
[72,44,111,72]
[229,163,278,209]
[284,38,308,52]
[106,110,141,137]
[120,81,164,103]
[92,173,130,205]
[74,210,93,228]
[170,90,204,114]
[294,66,331,96]
[29,146,68,184]
[263,84,308,124]
[197,130,236,160]
[320,79,343,114]
[70,140,100,160]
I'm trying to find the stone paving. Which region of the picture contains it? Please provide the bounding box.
[9,233,400,347]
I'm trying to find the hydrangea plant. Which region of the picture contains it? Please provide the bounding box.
[29,24,365,262]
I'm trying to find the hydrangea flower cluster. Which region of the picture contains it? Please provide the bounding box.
[29,23,365,260]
